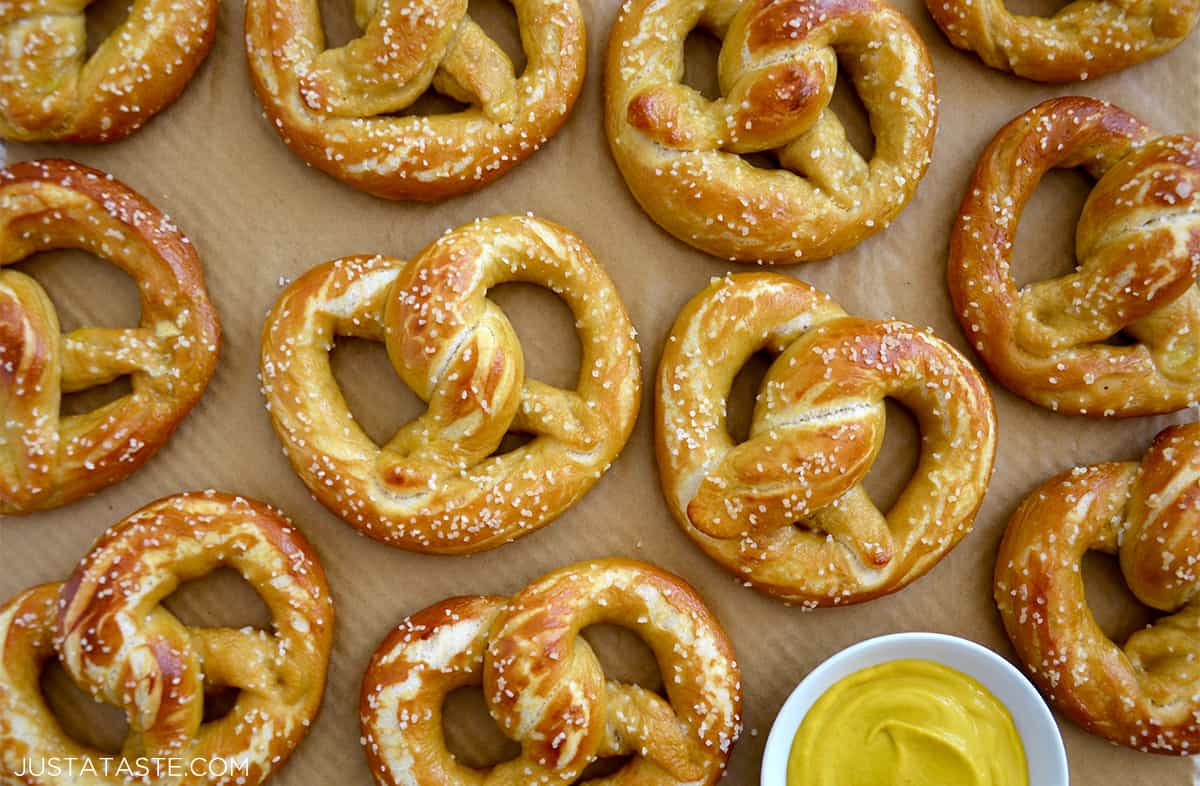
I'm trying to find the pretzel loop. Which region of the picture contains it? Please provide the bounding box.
[949,97,1200,417]
[261,216,641,553]
[606,0,937,262]
[0,160,220,515]
[0,0,218,142]
[245,0,586,200]
[359,560,742,785]
[657,274,996,606]
[996,423,1200,754]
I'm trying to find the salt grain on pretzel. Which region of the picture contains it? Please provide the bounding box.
[605,0,938,263]
[656,273,996,606]
[925,0,1199,82]
[949,97,1200,418]
[0,0,218,142]
[0,491,333,785]
[0,159,220,515]
[244,0,586,200]
[996,422,1200,754]
[360,558,742,785]
[260,215,641,554]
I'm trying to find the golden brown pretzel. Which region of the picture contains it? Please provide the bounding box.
[0,159,220,515]
[605,0,938,263]
[261,216,641,553]
[948,97,1200,418]
[360,559,742,785]
[0,491,334,784]
[995,422,1200,754]
[0,0,217,142]
[657,273,996,606]
[925,0,1199,82]
[244,0,586,200]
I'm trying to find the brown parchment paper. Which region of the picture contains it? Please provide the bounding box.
[3,0,1199,782]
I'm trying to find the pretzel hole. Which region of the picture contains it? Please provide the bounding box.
[442,686,521,768]
[40,659,128,753]
[1010,168,1090,288]
[329,337,425,446]
[315,0,362,49]
[469,0,526,75]
[859,402,919,512]
[582,624,664,694]
[1003,0,1070,16]
[1081,551,1159,644]
[488,283,581,391]
[202,684,241,723]
[84,0,134,58]
[726,351,773,443]
[16,250,141,332]
[682,28,722,101]
[827,75,874,161]
[162,567,272,631]
[61,377,134,416]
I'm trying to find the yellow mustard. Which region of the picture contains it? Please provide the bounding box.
[787,659,1028,786]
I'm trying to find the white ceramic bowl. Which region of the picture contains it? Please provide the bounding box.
[760,632,1069,786]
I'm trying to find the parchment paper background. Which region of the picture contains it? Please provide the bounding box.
[3,0,1199,782]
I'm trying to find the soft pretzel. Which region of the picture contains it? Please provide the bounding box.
[925,0,1199,82]
[995,422,1200,754]
[0,491,334,784]
[261,216,641,553]
[360,558,742,785]
[0,0,217,142]
[656,273,996,606]
[1,159,220,515]
[605,0,938,263]
[244,0,586,200]
[949,97,1200,418]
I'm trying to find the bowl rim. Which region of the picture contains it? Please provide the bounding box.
[759,631,1069,786]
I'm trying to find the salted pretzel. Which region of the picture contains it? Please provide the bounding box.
[656,273,996,606]
[360,558,742,785]
[949,97,1200,418]
[995,422,1200,754]
[925,0,1199,82]
[0,160,220,515]
[244,0,586,201]
[261,216,641,553]
[605,0,937,263]
[0,491,334,784]
[0,0,217,142]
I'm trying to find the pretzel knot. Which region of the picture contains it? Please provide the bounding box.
[656,274,996,606]
[995,423,1200,754]
[949,97,1200,418]
[925,0,1199,82]
[605,0,937,263]
[244,0,586,201]
[0,492,334,784]
[0,0,217,142]
[0,160,220,515]
[359,559,742,785]
[261,216,641,554]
